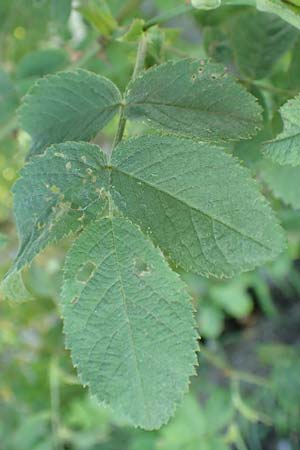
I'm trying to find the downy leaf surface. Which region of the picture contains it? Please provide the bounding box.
[263,161,300,209]
[19,69,122,156]
[124,59,262,143]
[110,135,285,277]
[263,95,300,166]
[62,216,198,429]
[6,137,285,287]
[7,142,109,277]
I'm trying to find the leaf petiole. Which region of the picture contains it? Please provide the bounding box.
[112,33,148,149]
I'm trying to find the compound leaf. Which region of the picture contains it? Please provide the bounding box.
[231,11,296,80]
[19,69,122,157]
[263,95,300,166]
[111,135,285,277]
[124,59,262,143]
[62,216,198,430]
[3,142,109,291]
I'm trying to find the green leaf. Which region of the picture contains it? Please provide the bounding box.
[210,279,253,318]
[16,49,70,80]
[159,394,231,450]
[257,0,300,30]
[117,19,145,43]
[51,0,72,24]
[62,216,198,430]
[263,95,300,166]
[110,135,285,277]
[0,272,34,302]
[0,68,19,125]
[231,11,296,80]
[77,0,118,37]
[198,303,224,338]
[262,161,300,209]
[19,69,122,157]
[124,59,262,143]
[3,142,109,288]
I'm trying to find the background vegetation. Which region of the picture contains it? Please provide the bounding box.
[0,1,300,449]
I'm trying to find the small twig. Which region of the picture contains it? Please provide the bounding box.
[200,345,269,386]
[241,77,298,97]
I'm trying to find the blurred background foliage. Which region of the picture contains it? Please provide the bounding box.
[0,1,300,449]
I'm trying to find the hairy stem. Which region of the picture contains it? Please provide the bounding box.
[132,33,148,81]
[112,33,148,149]
[112,107,127,150]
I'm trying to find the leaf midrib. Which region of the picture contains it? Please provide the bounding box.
[109,218,150,422]
[126,100,260,125]
[264,131,300,148]
[110,165,273,252]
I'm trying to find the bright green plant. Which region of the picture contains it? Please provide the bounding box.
[2,0,300,434]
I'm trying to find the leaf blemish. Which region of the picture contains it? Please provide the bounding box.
[66,161,72,170]
[77,261,96,283]
[96,187,106,199]
[50,185,60,194]
[134,257,151,277]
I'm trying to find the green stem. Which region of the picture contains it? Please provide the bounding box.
[50,358,62,450]
[112,107,127,150]
[200,345,269,386]
[112,33,147,149]
[243,78,298,97]
[132,33,148,81]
